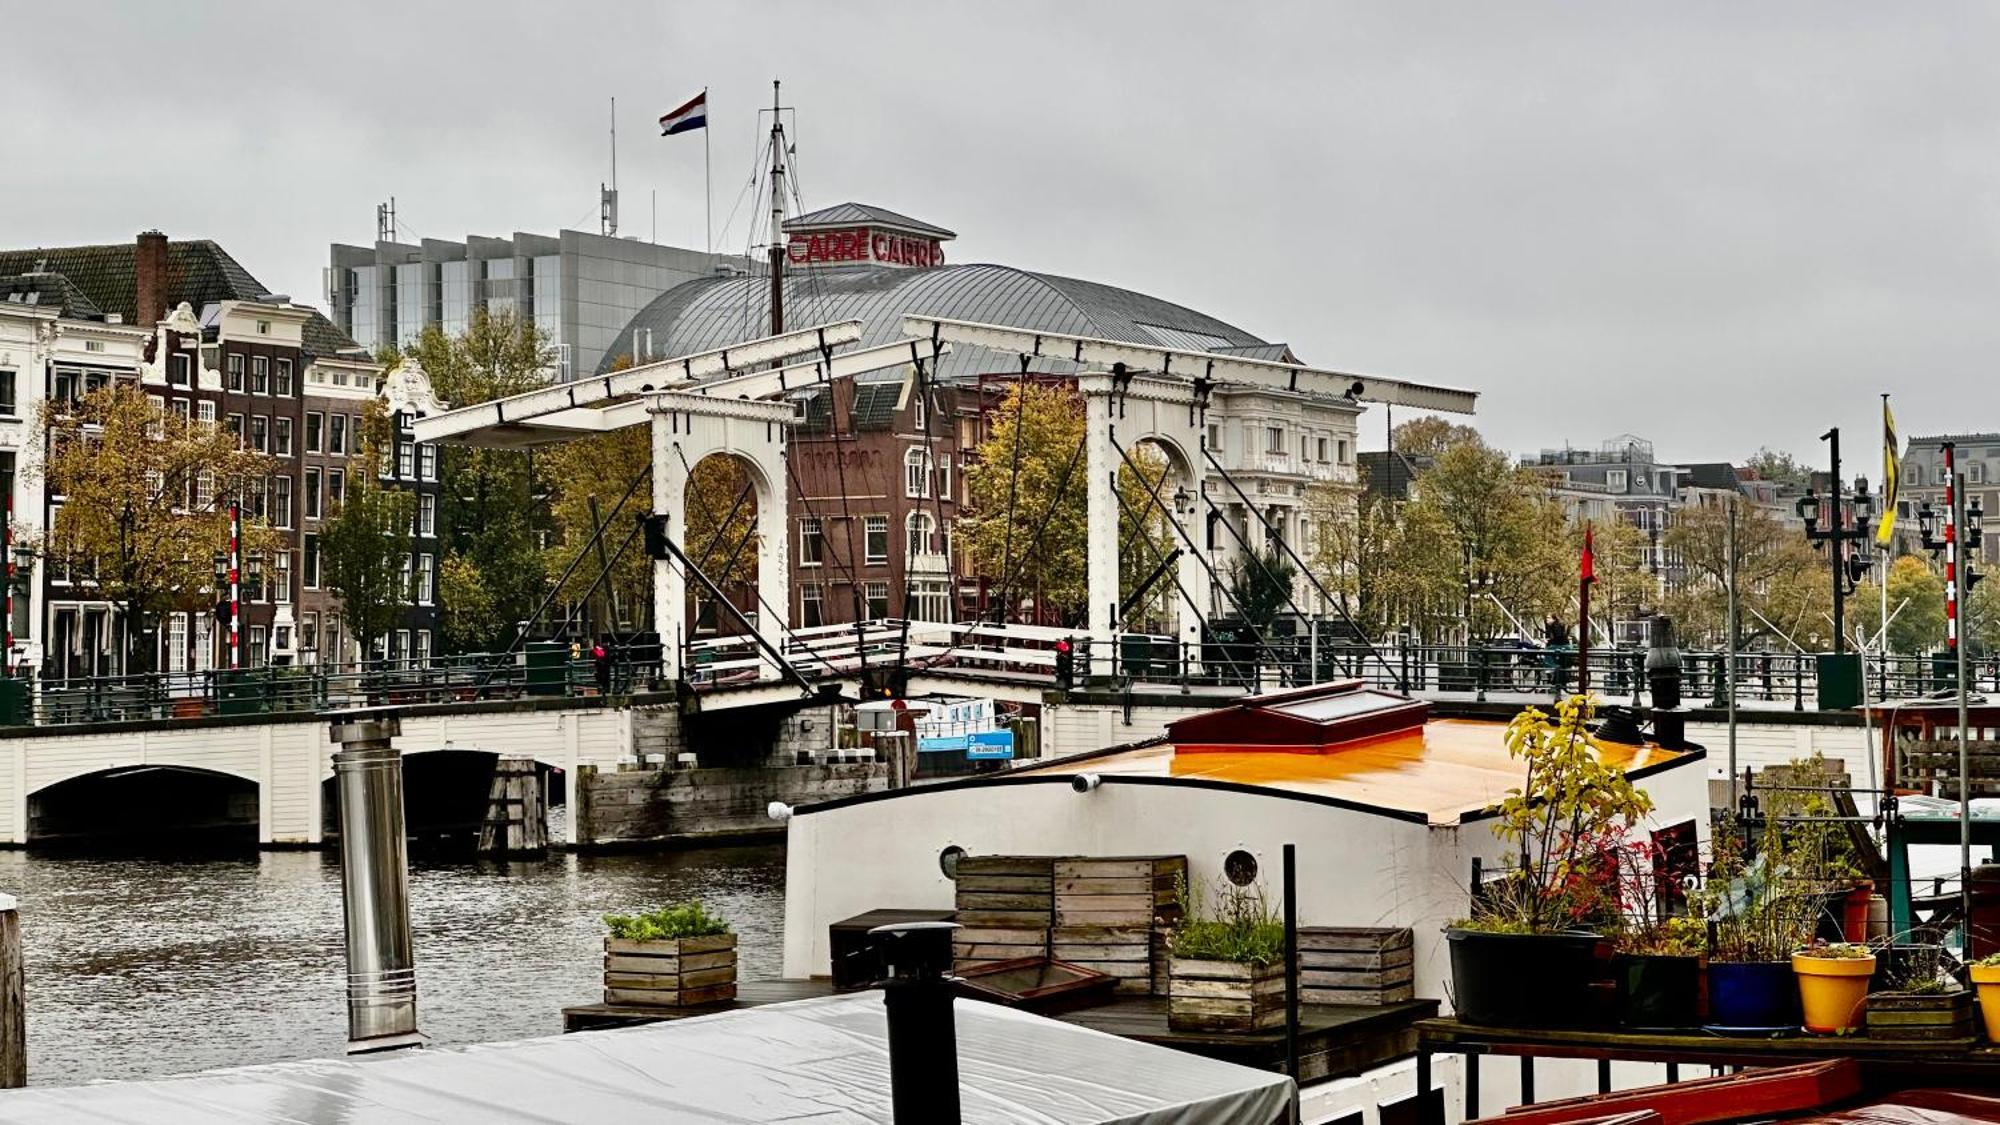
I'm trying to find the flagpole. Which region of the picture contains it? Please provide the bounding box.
[1880,393,1891,691]
[703,86,712,257]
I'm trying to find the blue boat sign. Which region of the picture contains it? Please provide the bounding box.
[965,731,1015,760]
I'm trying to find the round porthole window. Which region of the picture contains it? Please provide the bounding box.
[939,845,966,880]
[1223,848,1259,887]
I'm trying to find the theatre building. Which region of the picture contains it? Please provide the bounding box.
[602,203,1361,629]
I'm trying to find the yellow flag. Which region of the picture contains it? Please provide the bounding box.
[1875,396,1898,546]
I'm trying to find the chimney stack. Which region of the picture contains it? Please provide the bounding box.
[134,230,168,328]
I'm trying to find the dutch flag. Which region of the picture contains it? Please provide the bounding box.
[660,91,707,137]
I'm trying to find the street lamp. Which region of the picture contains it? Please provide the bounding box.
[1796,430,1874,655]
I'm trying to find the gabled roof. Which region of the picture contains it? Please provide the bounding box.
[781,203,956,240]
[0,238,368,360]
[0,272,103,320]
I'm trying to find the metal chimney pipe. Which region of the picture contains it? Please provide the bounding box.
[1645,616,1686,750]
[869,920,961,1124]
[331,713,421,1053]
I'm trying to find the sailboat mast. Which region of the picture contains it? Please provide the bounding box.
[768,80,787,336]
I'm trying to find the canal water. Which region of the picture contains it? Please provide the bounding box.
[0,843,788,1085]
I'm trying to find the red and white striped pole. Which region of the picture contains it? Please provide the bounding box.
[1945,442,1959,653]
[228,499,242,670]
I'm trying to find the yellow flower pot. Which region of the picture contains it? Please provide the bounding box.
[1792,952,1875,1034]
[1972,963,2000,1041]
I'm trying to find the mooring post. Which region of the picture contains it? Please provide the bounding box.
[330,712,421,1053]
[0,894,22,1087]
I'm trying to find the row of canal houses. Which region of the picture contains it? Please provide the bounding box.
[0,232,442,681]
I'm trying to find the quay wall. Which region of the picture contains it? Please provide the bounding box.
[580,762,885,845]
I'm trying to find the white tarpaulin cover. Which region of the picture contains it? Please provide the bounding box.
[0,992,1295,1124]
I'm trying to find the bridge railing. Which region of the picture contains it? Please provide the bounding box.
[25,652,610,727]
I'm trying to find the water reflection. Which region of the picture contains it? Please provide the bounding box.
[0,845,786,1085]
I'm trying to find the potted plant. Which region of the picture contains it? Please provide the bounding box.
[1867,944,1971,1040]
[1793,940,1875,1034]
[1698,836,1813,1030]
[1972,952,2000,1041]
[601,901,737,1008]
[1448,696,1654,1028]
[1599,835,1706,1029]
[1167,879,1286,1033]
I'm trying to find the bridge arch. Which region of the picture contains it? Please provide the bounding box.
[318,746,562,849]
[1082,373,1211,656]
[29,764,259,846]
[651,395,793,681]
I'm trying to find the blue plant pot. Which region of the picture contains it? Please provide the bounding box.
[1707,960,1801,1030]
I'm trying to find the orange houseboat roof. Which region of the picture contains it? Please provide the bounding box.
[1015,682,1691,827]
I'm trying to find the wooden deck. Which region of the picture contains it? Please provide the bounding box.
[566,980,1434,1084]
[562,979,838,1032]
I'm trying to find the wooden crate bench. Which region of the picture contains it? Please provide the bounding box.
[1050,926,1153,994]
[1053,856,1186,928]
[1295,927,1414,1005]
[602,934,738,1007]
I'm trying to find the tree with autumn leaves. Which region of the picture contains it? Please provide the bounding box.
[33,386,274,673]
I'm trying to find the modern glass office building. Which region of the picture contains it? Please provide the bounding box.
[327,230,747,379]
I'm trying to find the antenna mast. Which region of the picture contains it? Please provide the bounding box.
[768,79,787,336]
[601,97,619,237]
[376,197,396,244]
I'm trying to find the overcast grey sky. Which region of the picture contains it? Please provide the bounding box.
[6,1,1996,468]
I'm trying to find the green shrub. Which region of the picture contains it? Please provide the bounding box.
[604,901,731,941]
[1170,879,1285,966]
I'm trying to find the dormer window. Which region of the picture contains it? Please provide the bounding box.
[256,319,271,335]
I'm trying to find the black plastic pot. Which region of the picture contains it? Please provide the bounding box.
[1613,952,1702,1029]
[1447,928,1606,1028]
[1707,960,1801,1030]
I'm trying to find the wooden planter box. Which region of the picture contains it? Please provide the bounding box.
[1168,957,1286,1032]
[1865,989,1974,1040]
[602,933,737,1008]
[1296,926,1415,1005]
[1051,925,1153,994]
[953,855,1054,970]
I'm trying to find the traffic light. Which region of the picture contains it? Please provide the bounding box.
[592,639,612,694]
[1053,637,1075,691]
[642,514,671,561]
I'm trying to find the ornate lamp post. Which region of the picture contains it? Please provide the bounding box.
[1795,428,1875,655]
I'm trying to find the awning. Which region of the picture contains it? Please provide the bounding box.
[0,992,1295,1124]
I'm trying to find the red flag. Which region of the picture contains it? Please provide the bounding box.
[1581,524,1596,586]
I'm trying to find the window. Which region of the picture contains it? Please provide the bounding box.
[1317,437,1329,462]
[195,469,215,512]
[864,515,889,564]
[400,555,413,600]
[907,511,936,558]
[274,358,292,397]
[227,413,244,444]
[255,318,271,335]
[52,367,78,404]
[1337,439,1349,464]
[327,469,345,510]
[171,397,190,421]
[170,354,191,386]
[913,581,949,623]
[1267,426,1285,455]
[2,371,23,416]
[274,551,292,603]
[84,339,104,353]
[913,392,926,431]
[935,454,950,499]
[1207,422,1222,451]
[324,624,341,665]
[416,630,432,666]
[1607,469,1628,492]
[274,475,293,528]
[274,418,293,457]
[418,493,435,536]
[904,447,931,498]
[864,580,891,619]
[306,412,323,453]
[251,356,269,395]
[1974,462,1988,485]
[227,353,244,392]
[417,554,434,604]
[419,445,437,480]
[250,626,267,667]
[397,440,414,479]
[395,629,411,666]
[304,468,321,519]
[330,414,347,455]
[303,533,320,588]
[198,400,216,427]
[147,394,166,436]
[301,612,318,659]
[800,583,824,627]
[799,516,824,566]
